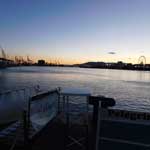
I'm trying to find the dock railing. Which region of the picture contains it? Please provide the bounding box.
[0,88,60,149]
[24,89,59,143]
[0,85,42,125]
[92,97,150,150]
[0,85,42,100]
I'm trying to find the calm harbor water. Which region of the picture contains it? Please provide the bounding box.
[0,66,150,112]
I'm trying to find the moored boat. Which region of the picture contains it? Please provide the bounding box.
[0,58,7,68]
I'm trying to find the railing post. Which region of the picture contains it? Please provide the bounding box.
[95,101,102,150]
[23,110,28,144]
[58,87,61,113]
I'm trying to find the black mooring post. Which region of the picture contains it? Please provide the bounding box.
[89,96,116,126]
[89,96,101,126]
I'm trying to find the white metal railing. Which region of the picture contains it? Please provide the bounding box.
[0,85,41,96]
[95,102,150,150]
[0,88,59,150]
[0,85,42,124]
[0,85,42,104]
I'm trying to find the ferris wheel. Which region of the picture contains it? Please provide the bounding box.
[138,56,146,65]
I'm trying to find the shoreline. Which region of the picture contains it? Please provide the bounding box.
[2,65,150,72]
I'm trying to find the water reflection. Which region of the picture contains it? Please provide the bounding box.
[0,67,150,112]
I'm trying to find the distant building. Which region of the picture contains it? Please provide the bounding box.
[38,60,46,66]
[106,62,116,68]
[79,62,106,68]
[116,61,126,69]
[78,60,150,71]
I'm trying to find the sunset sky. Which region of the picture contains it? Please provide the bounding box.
[0,0,150,64]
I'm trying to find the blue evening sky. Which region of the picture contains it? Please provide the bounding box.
[0,0,150,64]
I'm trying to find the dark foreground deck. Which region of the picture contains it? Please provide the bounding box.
[1,113,150,150]
[30,115,150,150]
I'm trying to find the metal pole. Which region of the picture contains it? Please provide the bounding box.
[23,110,29,147]
[66,96,69,128]
[86,96,89,150]
[95,101,102,150]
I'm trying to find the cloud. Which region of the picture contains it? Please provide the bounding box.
[108,52,116,55]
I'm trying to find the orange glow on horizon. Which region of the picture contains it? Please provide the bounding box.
[9,54,150,65]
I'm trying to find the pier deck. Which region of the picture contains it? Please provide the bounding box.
[31,114,150,150]
[1,114,150,150]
